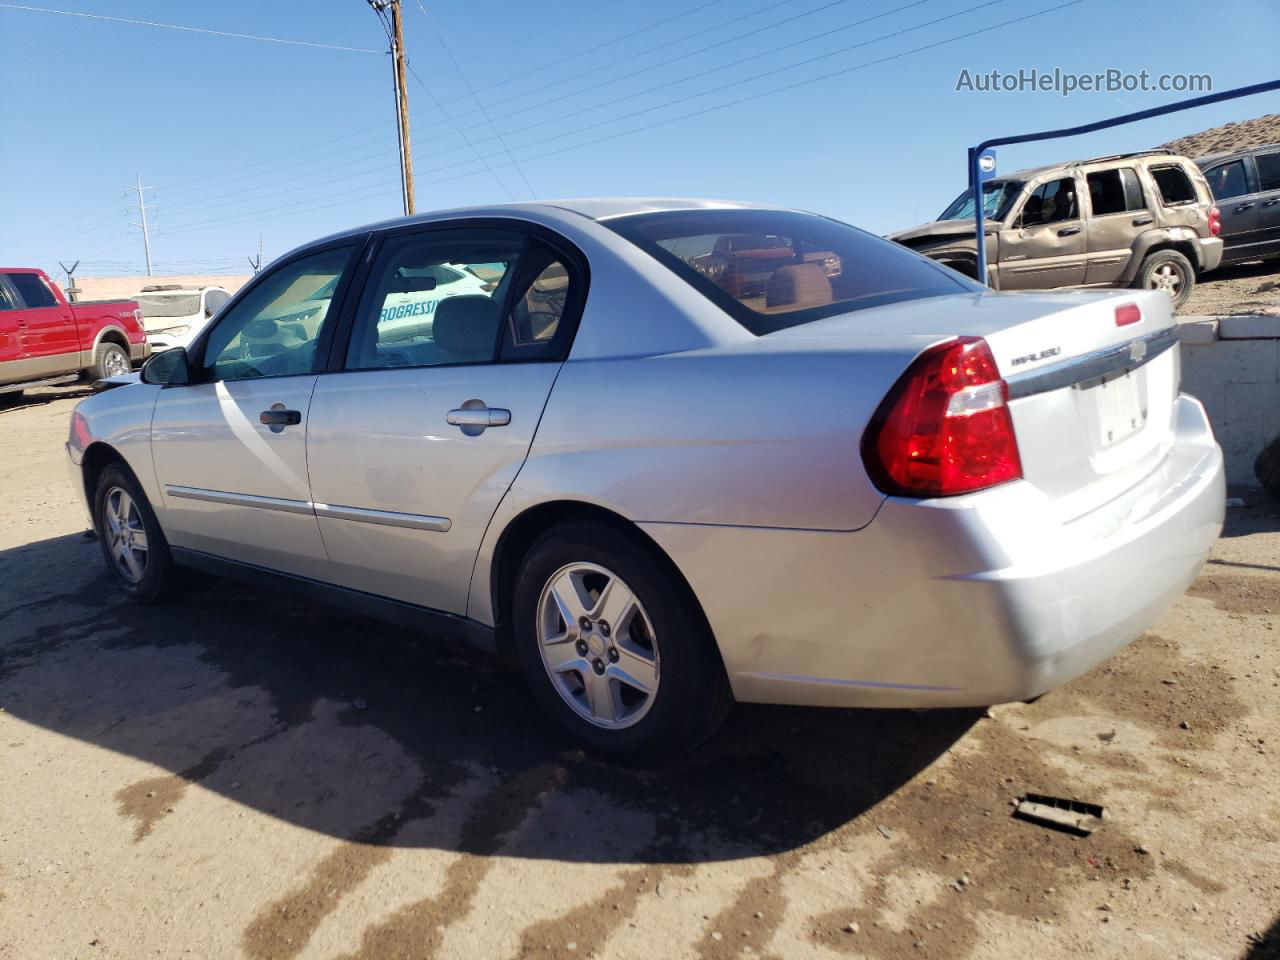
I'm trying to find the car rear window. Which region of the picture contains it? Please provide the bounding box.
[1150,164,1197,206]
[603,209,976,335]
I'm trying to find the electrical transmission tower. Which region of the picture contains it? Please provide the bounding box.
[125,174,155,276]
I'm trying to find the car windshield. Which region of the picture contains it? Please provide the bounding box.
[135,293,201,317]
[604,209,976,336]
[938,180,1024,221]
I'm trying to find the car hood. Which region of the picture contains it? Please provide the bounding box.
[888,218,1001,242]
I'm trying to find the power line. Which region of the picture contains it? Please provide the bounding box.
[0,3,382,53]
[416,0,536,198]
[406,0,1007,178]
[150,1,1081,239]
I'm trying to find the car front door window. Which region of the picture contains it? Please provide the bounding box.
[202,246,354,381]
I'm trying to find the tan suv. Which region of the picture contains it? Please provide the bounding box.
[891,151,1223,308]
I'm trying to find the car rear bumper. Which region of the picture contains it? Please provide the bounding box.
[641,393,1224,709]
[1198,237,1224,273]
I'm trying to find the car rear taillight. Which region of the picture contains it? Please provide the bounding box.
[1208,205,1221,237]
[862,337,1022,498]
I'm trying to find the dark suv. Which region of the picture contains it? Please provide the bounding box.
[1196,142,1280,266]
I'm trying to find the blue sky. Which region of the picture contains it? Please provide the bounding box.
[2,0,1278,282]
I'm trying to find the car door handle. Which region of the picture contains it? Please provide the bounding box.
[1262,199,1280,208]
[1132,216,1153,226]
[447,407,511,428]
[1234,203,1255,212]
[1057,226,1081,237]
[259,408,302,426]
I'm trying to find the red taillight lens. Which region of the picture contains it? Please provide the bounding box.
[1208,205,1221,237]
[862,337,1022,497]
[1115,303,1141,326]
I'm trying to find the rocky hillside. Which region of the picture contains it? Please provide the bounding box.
[1159,113,1280,159]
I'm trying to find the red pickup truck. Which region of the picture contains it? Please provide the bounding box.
[0,268,148,402]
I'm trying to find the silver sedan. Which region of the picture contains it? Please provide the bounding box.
[68,198,1225,759]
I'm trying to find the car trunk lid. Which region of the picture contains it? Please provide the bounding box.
[772,288,1181,521]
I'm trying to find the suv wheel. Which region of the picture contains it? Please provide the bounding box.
[1134,249,1194,309]
[512,521,732,761]
[92,463,177,602]
[90,342,132,381]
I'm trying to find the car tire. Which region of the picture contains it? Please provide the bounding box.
[511,520,732,761]
[92,463,177,602]
[89,341,132,381]
[1133,249,1195,309]
[1256,431,1280,501]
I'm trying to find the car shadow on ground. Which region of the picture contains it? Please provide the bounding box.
[0,531,976,867]
[0,385,95,415]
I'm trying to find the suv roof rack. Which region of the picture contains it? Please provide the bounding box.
[1080,149,1179,165]
[140,284,189,291]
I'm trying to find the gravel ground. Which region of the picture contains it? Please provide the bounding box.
[1183,260,1280,317]
[1,387,1278,960]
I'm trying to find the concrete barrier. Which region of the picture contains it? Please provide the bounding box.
[1177,315,1280,486]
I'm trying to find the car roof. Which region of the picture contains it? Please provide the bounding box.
[998,151,1188,183]
[1195,141,1280,166]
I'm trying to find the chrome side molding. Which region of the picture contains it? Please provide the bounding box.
[164,485,451,532]
[165,485,314,516]
[314,502,451,532]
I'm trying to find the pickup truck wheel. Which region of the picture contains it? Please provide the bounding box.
[92,464,177,602]
[91,342,131,381]
[1256,431,1280,501]
[1134,250,1194,309]
[512,521,732,762]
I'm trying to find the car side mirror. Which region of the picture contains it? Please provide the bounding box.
[141,347,191,386]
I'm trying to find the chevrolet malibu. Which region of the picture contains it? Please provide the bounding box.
[67,199,1225,759]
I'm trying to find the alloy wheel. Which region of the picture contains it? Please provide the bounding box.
[103,485,148,584]
[103,348,130,377]
[536,562,660,729]
[1146,262,1184,298]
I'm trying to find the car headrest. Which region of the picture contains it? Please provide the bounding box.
[765,263,833,309]
[433,295,500,356]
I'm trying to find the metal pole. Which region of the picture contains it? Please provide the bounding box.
[390,0,415,215]
[970,147,987,286]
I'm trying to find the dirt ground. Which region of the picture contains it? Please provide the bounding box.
[1182,260,1280,317]
[1,387,1278,960]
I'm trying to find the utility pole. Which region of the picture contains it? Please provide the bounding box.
[367,0,415,215]
[125,174,155,276]
[58,260,80,301]
[248,233,264,273]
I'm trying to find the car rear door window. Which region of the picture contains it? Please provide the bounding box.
[1087,169,1146,215]
[5,272,57,308]
[0,282,14,311]
[1256,152,1280,192]
[346,229,525,371]
[1151,165,1197,206]
[1205,159,1251,200]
